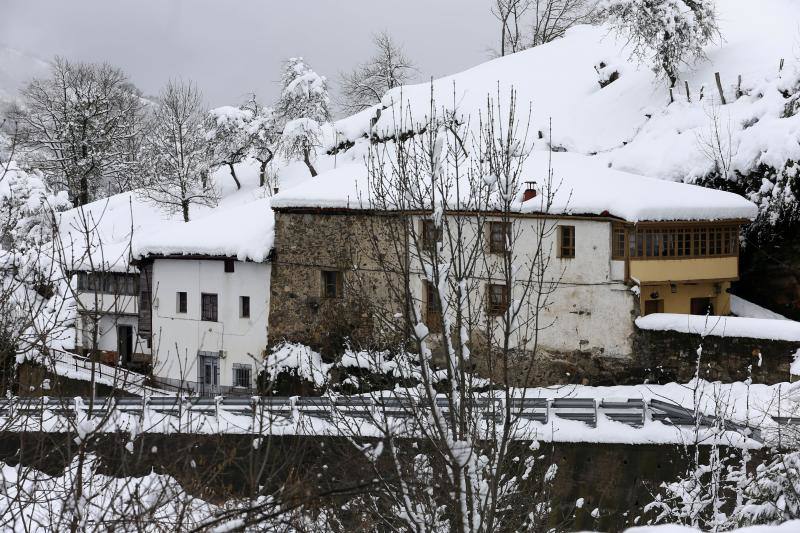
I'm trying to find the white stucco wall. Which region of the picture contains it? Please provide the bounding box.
[75,290,149,357]
[410,215,637,357]
[149,258,270,389]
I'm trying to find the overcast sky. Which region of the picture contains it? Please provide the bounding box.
[0,0,497,113]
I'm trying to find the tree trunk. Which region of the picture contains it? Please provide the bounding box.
[303,148,318,177]
[259,160,268,187]
[227,162,241,190]
[182,200,190,222]
[79,175,89,206]
[258,152,273,187]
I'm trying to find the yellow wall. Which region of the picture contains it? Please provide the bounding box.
[630,257,738,283]
[640,281,731,315]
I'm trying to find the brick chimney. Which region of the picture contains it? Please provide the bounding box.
[522,181,537,202]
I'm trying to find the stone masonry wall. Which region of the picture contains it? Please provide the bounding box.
[268,210,406,358]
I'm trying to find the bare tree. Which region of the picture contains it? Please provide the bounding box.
[696,103,737,181]
[301,87,567,531]
[530,0,598,46]
[492,0,533,57]
[205,106,253,190]
[138,80,217,222]
[6,57,145,206]
[492,0,597,56]
[241,95,280,188]
[338,32,417,115]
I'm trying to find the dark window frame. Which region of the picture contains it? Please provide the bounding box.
[201,293,218,322]
[489,221,512,254]
[421,219,443,252]
[232,363,252,388]
[177,291,187,314]
[240,295,250,318]
[612,225,626,260]
[487,283,510,316]
[224,259,235,273]
[321,270,343,299]
[558,225,576,258]
[424,280,442,333]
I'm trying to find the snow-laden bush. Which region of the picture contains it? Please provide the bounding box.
[601,0,718,86]
[734,451,800,525]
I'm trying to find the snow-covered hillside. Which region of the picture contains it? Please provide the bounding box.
[325,0,799,186]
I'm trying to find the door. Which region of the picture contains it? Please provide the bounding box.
[644,299,664,315]
[117,325,133,365]
[690,297,714,316]
[198,353,220,396]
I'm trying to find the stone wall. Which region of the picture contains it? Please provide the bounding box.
[0,431,761,532]
[633,328,798,384]
[469,328,798,387]
[269,210,406,357]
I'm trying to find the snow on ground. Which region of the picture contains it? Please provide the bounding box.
[636,313,800,342]
[323,0,800,187]
[271,152,758,222]
[731,294,789,320]
[624,523,800,533]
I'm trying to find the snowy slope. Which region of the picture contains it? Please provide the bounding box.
[326,0,800,186]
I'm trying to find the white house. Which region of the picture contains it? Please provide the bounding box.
[132,198,274,395]
[58,192,168,369]
[72,256,150,368]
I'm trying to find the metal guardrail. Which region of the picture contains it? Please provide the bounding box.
[0,395,769,438]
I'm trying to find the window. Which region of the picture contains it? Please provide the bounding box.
[421,220,442,252]
[233,364,252,388]
[612,226,626,260]
[240,296,250,318]
[644,299,664,315]
[630,225,740,259]
[487,283,509,315]
[176,291,187,313]
[201,293,218,322]
[425,281,442,333]
[321,270,342,298]
[691,297,714,316]
[76,272,139,295]
[224,259,235,273]
[489,222,511,254]
[558,225,575,258]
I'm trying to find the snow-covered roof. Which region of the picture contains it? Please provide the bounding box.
[58,191,174,273]
[271,152,758,223]
[132,198,274,262]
